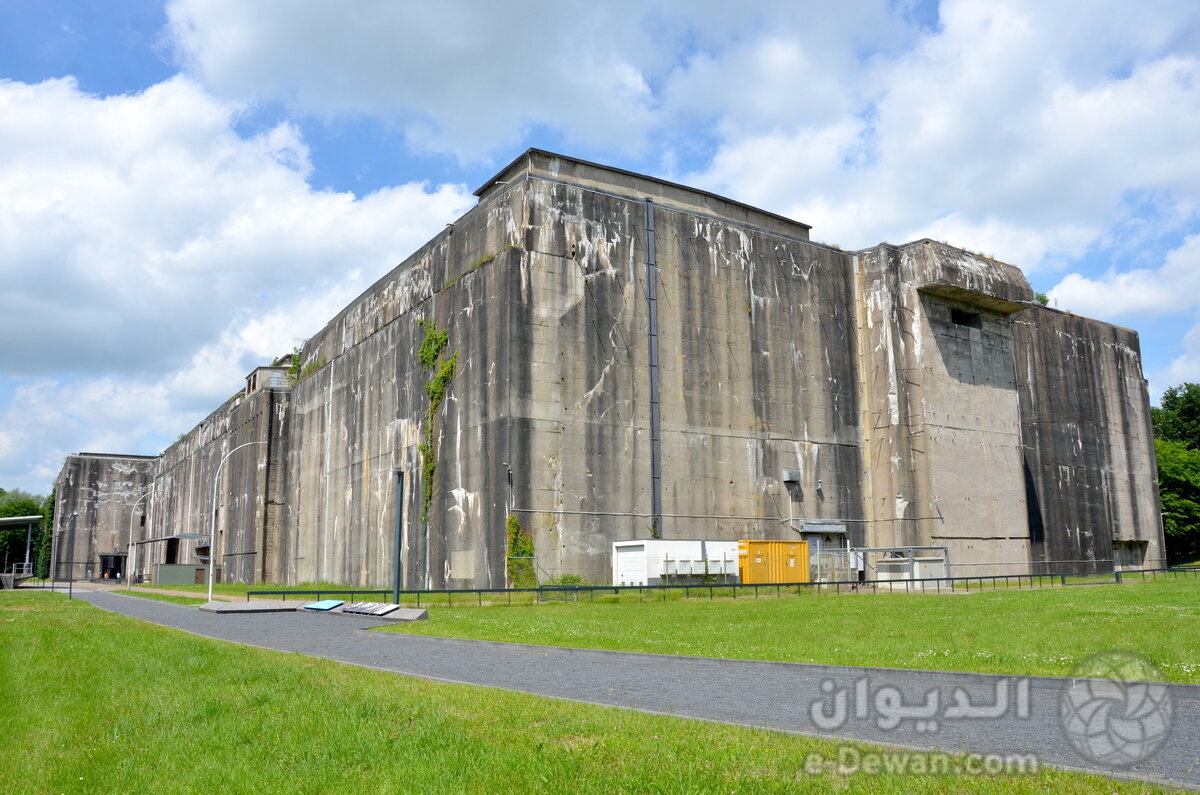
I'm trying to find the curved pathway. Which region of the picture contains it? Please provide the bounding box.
[75,589,1197,789]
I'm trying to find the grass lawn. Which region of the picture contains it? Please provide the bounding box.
[382,576,1200,683]
[143,580,355,597]
[119,590,207,606]
[0,591,1157,793]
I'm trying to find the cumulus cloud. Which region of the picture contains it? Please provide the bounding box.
[1163,313,1200,387]
[6,0,1200,491]
[0,74,474,491]
[0,377,177,495]
[163,0,915,163]
[0,76,473,380]
[157,0,1200,263]
[688,0,1200,266]
[165,0,662,160]
[1049,234,1200,317]
[1047,233,1200,399]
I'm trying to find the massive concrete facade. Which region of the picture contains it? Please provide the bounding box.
[53,150,1165,587]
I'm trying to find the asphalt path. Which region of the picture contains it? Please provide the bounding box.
[72,589,1198,789]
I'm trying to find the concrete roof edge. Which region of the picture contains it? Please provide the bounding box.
[73,452,158,460]
[1022,304,1140,337]
[851,238,1017,268]
[474,148,813,231]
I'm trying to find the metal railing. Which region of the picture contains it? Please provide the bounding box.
[245,565,1200,607]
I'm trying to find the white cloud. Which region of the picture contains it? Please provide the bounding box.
[688,0,1200,267]
[162,0,914,162]
[162,289,363,411]
[157,0,1200,262]
[1163,312,1200,387]
[1051,233,1200,400]
[0,75,475,492]
[7,0,1200,492]
[165,0,663,160]
[0,377,176,496]
[1049,234,1200,317]
[0,75,473,379]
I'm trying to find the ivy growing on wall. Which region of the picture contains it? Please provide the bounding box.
[418,317,457,522]
[506,514,536,588]
[287,346,328,387]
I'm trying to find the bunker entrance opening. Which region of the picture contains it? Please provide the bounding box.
[99,554,125,580]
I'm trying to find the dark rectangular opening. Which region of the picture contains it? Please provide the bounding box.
[99,554,126,580]
[950,308,982,329]
[165,538,179,565]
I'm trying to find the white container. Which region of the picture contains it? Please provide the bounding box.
[611,539,740,586]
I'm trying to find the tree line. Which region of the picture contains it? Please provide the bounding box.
[0,487,54,577]
[1153,383,1200,564]
[1,384,1196,577]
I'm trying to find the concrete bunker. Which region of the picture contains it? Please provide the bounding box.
[52,150,1164,588]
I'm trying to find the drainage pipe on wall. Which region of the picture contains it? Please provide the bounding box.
[644,198,663,538]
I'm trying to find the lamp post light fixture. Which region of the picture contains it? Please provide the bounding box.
[500,461,513,513]
[49,518,57,593]
[393,470,404,605]
[208,441,267,603]
[68,512,77,600]
[126,488,154,591]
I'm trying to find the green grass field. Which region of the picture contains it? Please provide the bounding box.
[0,591,1159,793]
[382,576,1200,683]
[121,589,207,605]
[143,580,356,597]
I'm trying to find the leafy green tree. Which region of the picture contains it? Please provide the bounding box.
[1156,439,1200,563]
[1152,382,1200,450]
[0,488,46,574]
[36,489,55,577]
[1153,382,1200,564]
[505,515,536,588]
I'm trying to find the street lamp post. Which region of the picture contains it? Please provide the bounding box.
[208,441,267,603]
[49,518,57,593]
[68,512,77,600]
[126,488,153,591]
[393,470,403,605]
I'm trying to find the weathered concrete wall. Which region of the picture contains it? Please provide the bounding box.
[284,152,868,587]
[854,241,1033,574]
[53,150,1165,587]
[643,195,864,544]
[284,184,521,588]
[148,385,290,583]
[1014,308,1163,572]
[52,454,155,580]
[53,383,290,585]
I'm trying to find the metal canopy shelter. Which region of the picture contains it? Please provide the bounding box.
[1,515,43,576]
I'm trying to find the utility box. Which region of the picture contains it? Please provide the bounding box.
[738,540,810,584]
[876,556,946,581]
[155,564,219,586]
[612,539,740,586]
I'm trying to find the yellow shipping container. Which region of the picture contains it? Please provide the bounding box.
[738,540,810,584]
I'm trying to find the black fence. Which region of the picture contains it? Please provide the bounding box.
[245,565,1200,607]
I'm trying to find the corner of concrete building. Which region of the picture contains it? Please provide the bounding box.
[1013,306,1165,573]
[52,452,157,581]
[47,154,1166,589]
[854,240,1039,575]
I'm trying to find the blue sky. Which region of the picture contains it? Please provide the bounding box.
[2,0,1199,495]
